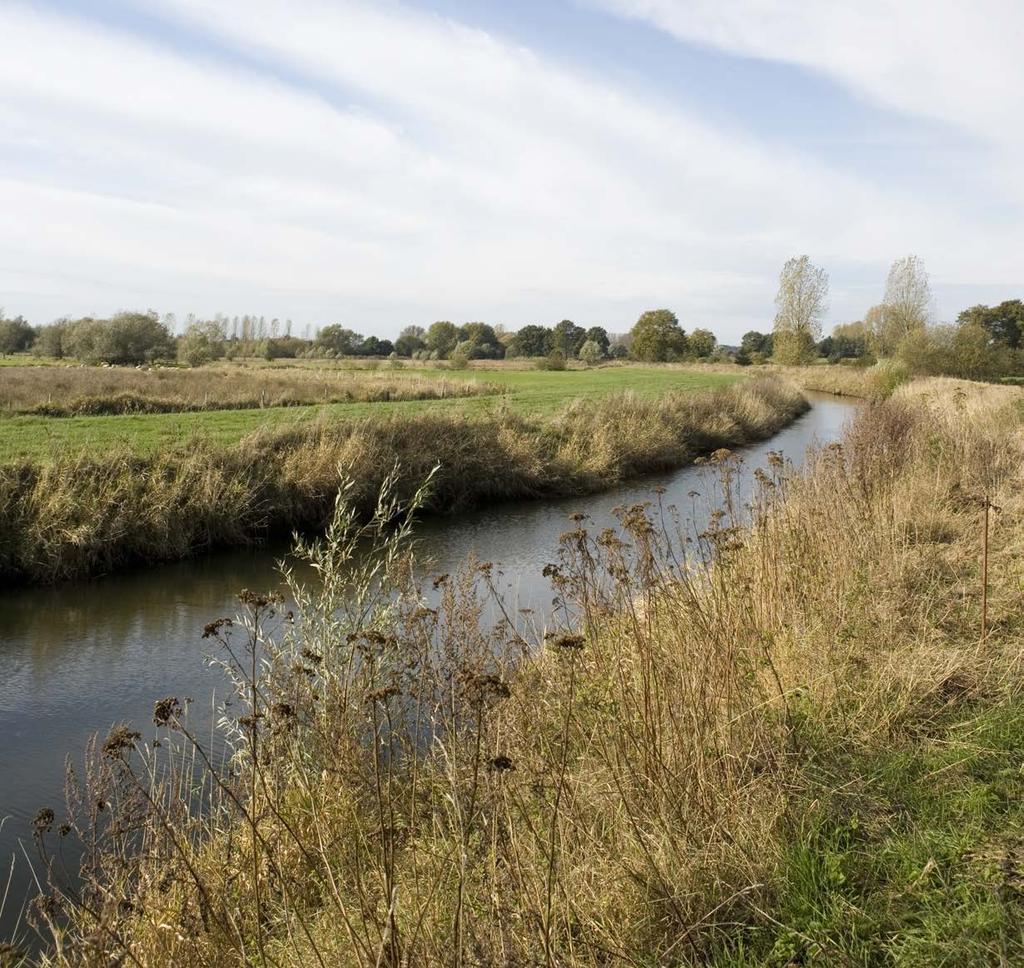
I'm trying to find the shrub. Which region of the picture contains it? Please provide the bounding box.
[578,340,602,366]
[537,349,567,370]
[63,312,176,365]
[0,314,33,355]
[178,322,225,368]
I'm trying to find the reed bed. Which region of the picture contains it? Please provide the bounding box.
[772,360,909,399]
[0,365,493,416]
[0,377,805,584]
[15,377,1024,966]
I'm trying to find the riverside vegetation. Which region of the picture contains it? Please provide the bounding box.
[0,374,799,583]
[14,375,1024,966]
[0,362,739,462]
[0,365,497,417]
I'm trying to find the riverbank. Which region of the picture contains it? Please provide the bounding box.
[0,364,739,463]
[24,377,1024,965]
[0,376,804,584]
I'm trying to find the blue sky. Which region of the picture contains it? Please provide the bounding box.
[1,0,1021,340]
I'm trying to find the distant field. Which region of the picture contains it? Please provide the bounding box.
[0,362,741,462]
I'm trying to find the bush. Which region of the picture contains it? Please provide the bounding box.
[536,349,566,370]
[178,322,226,367]
[772,329,817,365]
[63,312,176,365]
[578,340,603,366]
[869,359,909,396]
[0,315,34,355]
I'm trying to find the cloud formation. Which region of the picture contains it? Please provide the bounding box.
[0,0,1019,338]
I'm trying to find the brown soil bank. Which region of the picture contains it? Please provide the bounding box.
[0,376,806,584]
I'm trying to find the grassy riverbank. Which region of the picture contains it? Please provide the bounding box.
[21,377,1024,966]
[0,362,740,462]
[0,376,801,584]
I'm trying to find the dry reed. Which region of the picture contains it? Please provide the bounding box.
[0,377,806,584]
[14,377,1024,966]
[0,365,493,416]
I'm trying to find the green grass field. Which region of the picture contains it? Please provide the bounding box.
[0,364,741,462]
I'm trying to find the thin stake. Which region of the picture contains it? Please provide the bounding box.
[981,496,990,643]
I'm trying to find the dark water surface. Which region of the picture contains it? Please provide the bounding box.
[0,392,857,943]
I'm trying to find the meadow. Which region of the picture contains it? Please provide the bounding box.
[0,360,741,463]
[25,376,1024,966]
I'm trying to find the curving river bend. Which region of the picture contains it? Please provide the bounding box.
[0,391,858,944]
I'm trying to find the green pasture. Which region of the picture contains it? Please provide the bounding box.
[0,363,741,462]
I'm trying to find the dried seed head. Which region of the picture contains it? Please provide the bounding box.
[547,633,585,652]
[33,808,54,837]
[463,673,512,704]
[202,617,233,639]
[153,696,182,727]
[102,725,141,759]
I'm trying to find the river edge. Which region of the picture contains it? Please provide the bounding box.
[0,391,857,952]
[27,380,1020,965]
[0,376,807,586]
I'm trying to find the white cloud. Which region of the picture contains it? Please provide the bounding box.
[0,0,1019,337]
[603,1,1024,130]
[588,1,1024,190]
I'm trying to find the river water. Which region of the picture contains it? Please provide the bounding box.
[0,391,857,944]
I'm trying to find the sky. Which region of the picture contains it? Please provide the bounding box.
[1,0,1022,341]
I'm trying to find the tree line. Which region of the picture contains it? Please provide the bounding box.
[760,253,1024,379]
[0,310,725,368]
[5,273,1022,380]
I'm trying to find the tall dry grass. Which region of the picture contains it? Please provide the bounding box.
[0,365,492,416]
[772,360,909,399]
[0,377,806,583]
[16,377,1024,966]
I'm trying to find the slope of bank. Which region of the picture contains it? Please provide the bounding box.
[0,376,805,584]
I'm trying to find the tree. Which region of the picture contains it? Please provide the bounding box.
[32,320,71,358]
[957,300,1024,349]
[458,322,504,359]
[63,311,175,364]
[425,321,459,359]
[688,327,716,358]
[740,331,773,357]
[357,335,394,357]
[629,309,688,362]
[773,255,828,364]
[896,322,1017,381]
[0,314,34,355]
[505,324,553,358]
[178,321,225,367]
[821,320,869,362]
[394,325,426,357]
[866,255,933,357]
[551,319,586,358]
[315,325,362,357]
[585,326,610,354]
[578,339,603,366]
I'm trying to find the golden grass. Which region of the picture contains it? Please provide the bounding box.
[20,375,1024,967]
[0,364,493,416]
[770,361,910,399]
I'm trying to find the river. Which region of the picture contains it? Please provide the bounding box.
[0,391,858,945]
